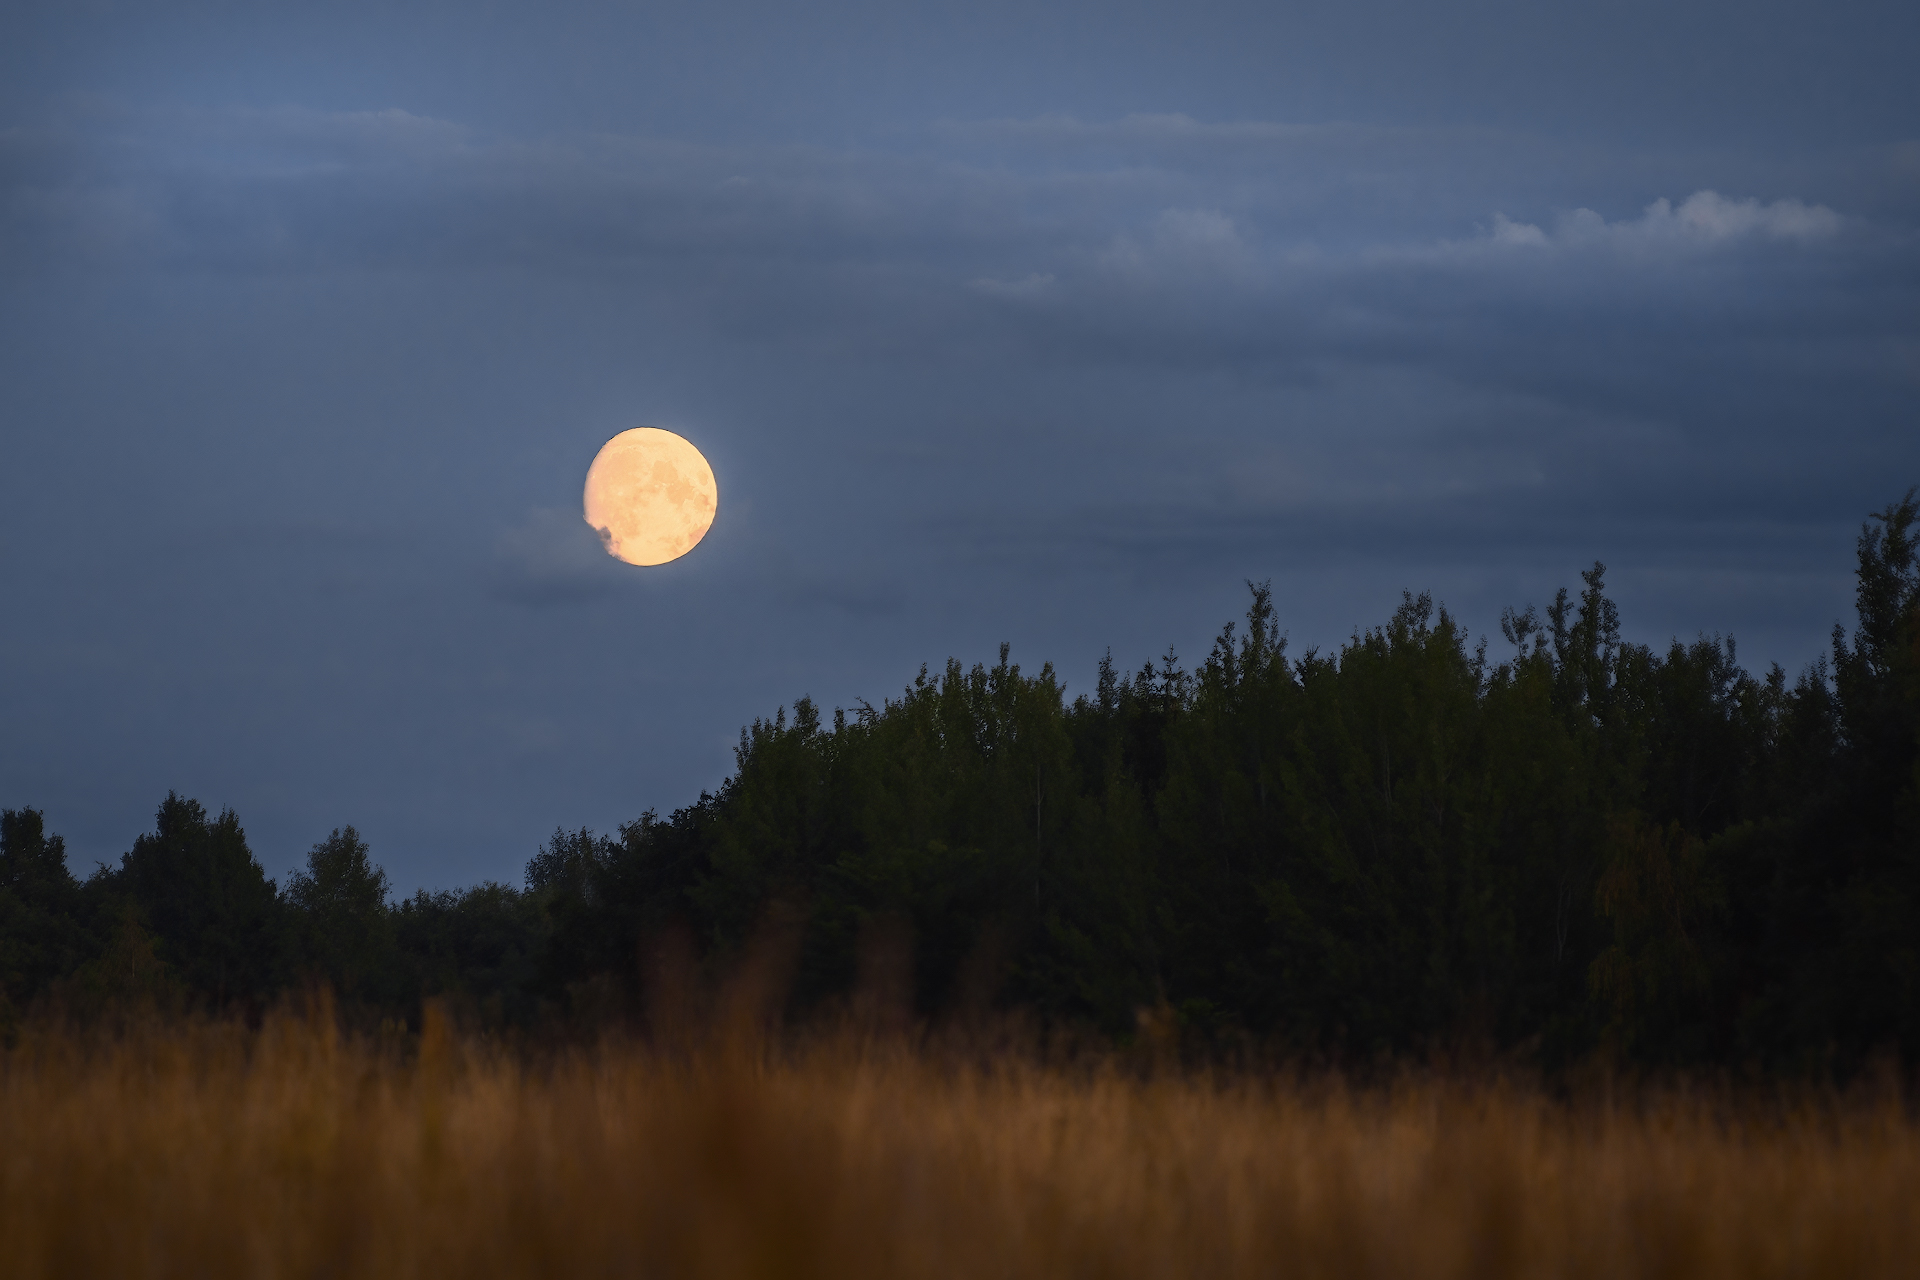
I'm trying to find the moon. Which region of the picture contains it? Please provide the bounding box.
[582,428,718,567]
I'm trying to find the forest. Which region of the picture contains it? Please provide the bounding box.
[4,489,1916,1074]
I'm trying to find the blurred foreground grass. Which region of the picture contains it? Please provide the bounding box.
[4,1005,1918,1279]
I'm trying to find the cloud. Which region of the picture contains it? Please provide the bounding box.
[1,107,1854,290]
[490,507,619,605]
[1639,191,1841,240]
[3,106,1904,425]
[1489,213,1550,247]
[1482,190,1843,254]
[1088,209,1254,294]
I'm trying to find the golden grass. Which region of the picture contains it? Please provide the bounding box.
[4,1008,1917,1279]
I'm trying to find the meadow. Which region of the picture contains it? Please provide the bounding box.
[5,1000,1918,1280]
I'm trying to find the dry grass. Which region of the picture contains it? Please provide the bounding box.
[3,1007,1917,1279]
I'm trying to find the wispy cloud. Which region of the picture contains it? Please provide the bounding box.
[1481,191,1843,253]
[490,507,619,606]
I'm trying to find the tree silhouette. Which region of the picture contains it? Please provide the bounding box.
[286,826,398,1007]
[110,794,283,1009]
[0,808,87,1026]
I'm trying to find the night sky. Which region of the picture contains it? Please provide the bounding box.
[5,0,1917,890]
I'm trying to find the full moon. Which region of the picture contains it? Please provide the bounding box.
[582,428,718,566]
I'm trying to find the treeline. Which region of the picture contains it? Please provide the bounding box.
[5,491,1916,1071]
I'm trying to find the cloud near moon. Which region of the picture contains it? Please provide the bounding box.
[582,428,718,566]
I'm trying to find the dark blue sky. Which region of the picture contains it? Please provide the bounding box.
[5,0,1917,890]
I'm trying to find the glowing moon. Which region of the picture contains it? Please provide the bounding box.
[582,428,718,566]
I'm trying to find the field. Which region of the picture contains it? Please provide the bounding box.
[4,1007,1918,1279]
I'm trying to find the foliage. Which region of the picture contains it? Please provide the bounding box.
[0,808,88,1031]
[98,794,285,1010]
[392,883,546,1027]
[285,827,400,1009]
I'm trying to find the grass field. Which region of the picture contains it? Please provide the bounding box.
[4,1006,1917,1279]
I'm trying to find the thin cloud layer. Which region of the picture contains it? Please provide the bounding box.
[491,507,620,606]
[8,105,1909,582]
[3,107,1867,277]
[6,104,1907,555]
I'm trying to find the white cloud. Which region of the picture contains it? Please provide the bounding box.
[1092,208,1253,287]
[1601,191,1838,242]
[1154,208,1241,249]
[1482,191,1842,255]
[1490,213,1549,247]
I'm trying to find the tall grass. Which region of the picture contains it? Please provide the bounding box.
[4,1006,1917,1279]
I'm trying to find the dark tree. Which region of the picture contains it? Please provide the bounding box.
[0,808,88,1022]
[109,794,284,1009]
[393,883,544,1026]
[285,826,399,1007]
